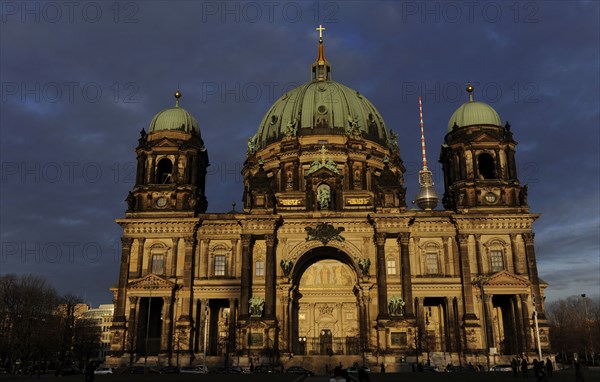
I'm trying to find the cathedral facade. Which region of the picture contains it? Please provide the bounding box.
[108,31,549,371]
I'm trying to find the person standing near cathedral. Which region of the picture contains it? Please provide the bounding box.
[545,358,553,377]
[521,358,529,378]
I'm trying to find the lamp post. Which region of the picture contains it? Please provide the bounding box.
[581,294,589,364]
[532,295,542,360]
[473,275,490,371]
[144,285,154,373]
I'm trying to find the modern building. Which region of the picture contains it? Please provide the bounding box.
[81,304,114,359]
[107,29,549,370]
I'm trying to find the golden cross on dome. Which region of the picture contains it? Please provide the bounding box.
[316,24,326,40]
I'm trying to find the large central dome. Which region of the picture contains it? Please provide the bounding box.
[256,80,389,149]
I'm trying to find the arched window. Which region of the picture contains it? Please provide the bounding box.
[478,153,496,179]
[150,244,166,275]
[156,158,173,184]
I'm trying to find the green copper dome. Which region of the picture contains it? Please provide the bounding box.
[148,92,200,135]
[447,86,501,131]
[256,80,389,148]
[148,106,199,134]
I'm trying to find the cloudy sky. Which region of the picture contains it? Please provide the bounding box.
[1,1,598,306]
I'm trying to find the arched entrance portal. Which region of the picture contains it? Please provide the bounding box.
[290,247,363,357]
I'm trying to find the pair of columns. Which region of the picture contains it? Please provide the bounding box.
[240,234,277,319]
[375,232,414,319]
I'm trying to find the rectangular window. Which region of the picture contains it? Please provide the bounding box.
[214,255,226,276]
[490,250,504,272]
[391,332,408,346]
[426,252,439,274]
[255,260,265,276]
[151,254,164,274]
[387,259,397,275]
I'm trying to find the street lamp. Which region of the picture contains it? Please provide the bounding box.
[473,275,490,371]
[581,294,590,365]
[532,294,542,360]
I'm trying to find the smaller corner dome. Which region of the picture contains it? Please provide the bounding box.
[447,85,501,132]
[148,106,200,135]
[447,101,501,132]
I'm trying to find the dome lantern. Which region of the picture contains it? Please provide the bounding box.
[311,25,331,81]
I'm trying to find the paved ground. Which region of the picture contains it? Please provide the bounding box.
[0,369,598,382]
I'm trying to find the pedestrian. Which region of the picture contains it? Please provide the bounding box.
[380,363,385,373]
[546,358,553,377]
[574,359,584,382]
[521,358,529,378]
[84,361,95,382]
[512,358,519,378]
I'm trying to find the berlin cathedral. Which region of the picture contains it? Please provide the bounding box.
[108,27,550,371]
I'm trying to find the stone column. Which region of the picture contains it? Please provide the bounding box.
[171,237,179,278]
[149,155,156,184]
[443,236,451,275]
[509,234,521,274]
[198,299,208,354]
[199,239,209,279]
[136,154,146,185]
[114,238,133,322]
[136,238,145,278]
[519,294,532,352]
[348,160,355,190]
[161,297,173,353]
[375,233,389,319]
[228,298,237,353]
[471,150,478,179]
[511,295,524,354]
[483,294,494,350]
[457,234,477,321]
[172,155,179,183]
[398,233,414,317]
[178,236,195,322]
[230,238,239,277]
[126,296,138,357]
[523,233,545,319]
[265,234,276,318]
[474,234,483,274]
[445,297,455,352]
[240,235,253,319]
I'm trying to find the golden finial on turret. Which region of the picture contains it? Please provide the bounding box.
[174,90,181,107]
[466,83,474,102]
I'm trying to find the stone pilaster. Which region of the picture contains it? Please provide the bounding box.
[457,234,477,321]
[265,234,276,318]
[399,233,414,318]
[239,235,253,319]
[375,233,389,320]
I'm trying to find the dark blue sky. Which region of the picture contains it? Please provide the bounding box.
[1,1,598,306]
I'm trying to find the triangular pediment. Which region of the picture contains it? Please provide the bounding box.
[471,131,499,143]
[150,137,179,148]
[306,166,342,179]
[127,274,176,291]
[486,270,531,288]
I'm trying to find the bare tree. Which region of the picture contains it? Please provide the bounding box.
[547,295,600,366]
[0,274,60,374]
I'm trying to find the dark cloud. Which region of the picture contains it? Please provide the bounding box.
[1,1,598,305]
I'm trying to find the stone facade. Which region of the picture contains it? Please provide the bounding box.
[107,36,549,371]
